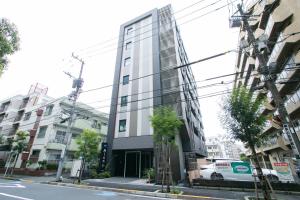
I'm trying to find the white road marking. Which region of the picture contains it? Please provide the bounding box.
[0,183,26,188]
[0,193,34,200]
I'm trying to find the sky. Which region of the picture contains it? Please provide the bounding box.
[0,0,245,137]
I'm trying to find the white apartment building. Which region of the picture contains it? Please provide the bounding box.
[206,136,243,160]
[0,84,108,169]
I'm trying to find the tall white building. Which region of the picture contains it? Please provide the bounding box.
[0,84,108,169]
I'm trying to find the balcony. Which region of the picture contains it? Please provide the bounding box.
[0,106,9,113]
[277,58,300,95]
[46,138,78,151]
[285,88,300,118]
[262,135,289,152]
[47,138,65,150]
[264,2,292,40]
[263,119,281,135]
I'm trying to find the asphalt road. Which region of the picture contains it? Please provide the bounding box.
[0,179,176,200]
[0,178,299,200]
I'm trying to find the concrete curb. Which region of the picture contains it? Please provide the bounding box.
[0,176,22,181]
[45,182,214,199]
[192,185,300,196]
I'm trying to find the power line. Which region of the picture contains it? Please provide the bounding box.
[1,75,300,134]
[74,0,215,54]
[79,0,237,58]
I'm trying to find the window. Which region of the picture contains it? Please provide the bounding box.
[37,126,48,138]
[123,75,129,85]
[44,105,54,116]
[23,112,31,121]
[92,120,101,129]
[127,27,133,35]
[125,42,132,50]
[32,149,40,157]
[55,130,66,143]
[119,120,126,132]
[124,57,131,67]
[121,96,128,107]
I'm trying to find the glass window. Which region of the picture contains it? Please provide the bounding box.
[37,126,48,138]
[124,57,131,67]
[121,96,128,107]
[55,130,66,143]
[44,105,54,116]
[125,42,132,50]
[31,149,40,157]
[127,27,133,35]
[119,120,126,132]
[23,112,31,121]
[123,75,129,85]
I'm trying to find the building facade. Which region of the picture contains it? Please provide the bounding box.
[107,5,206,181]
[234,0,300,172]
[206,136,243,160]
[0,84,108,169]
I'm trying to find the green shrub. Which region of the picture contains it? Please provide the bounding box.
[97,171,111,179]
[90,169,98,178]
[143,168,155,180]
[170,187,181,194]
[46,163,58,170]
[38,160,47,170]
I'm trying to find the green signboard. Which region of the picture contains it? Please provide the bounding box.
[231,162,252,174]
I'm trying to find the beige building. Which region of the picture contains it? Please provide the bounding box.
[0,84,108,170]
[234,0,300,173]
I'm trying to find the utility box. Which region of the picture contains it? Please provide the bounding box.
[70,159,82,177]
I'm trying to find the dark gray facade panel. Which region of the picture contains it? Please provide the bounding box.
[106,24,125,163]
[152,9,162,108]
[113,135,154,150]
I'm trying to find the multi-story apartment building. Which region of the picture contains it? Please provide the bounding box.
[206,136,243,160]
[234,0,300,172]
[0,84,108,169]
[107,5,206,181]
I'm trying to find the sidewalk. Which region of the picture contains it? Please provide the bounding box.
[81,178,300,200]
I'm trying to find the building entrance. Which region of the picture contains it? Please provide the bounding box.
[123,151,153,178]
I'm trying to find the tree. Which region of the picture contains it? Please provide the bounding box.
[221,86,272,200]
[10,131,29,175]
[240,153,250,162]
[0,18,20,76]
[150,106,182,193]
[75,129,101,182]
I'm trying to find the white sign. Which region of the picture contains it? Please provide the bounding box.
[70,159,82,177]
[273,162,294,182]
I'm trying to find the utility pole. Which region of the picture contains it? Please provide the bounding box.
[55,53,84,181]
[236,3,300,162]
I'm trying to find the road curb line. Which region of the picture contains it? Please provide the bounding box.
[0,177,21,181]
[45,182,230,199]
[192,185,300,196]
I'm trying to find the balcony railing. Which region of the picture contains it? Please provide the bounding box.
[265,15,274,37]
[292,119,300,132]
[267,32,284,66]
[284,88,300,108]
[49,137,65,144]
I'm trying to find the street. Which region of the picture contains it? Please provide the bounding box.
[0,179,177,200]
[0,178,300,200]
